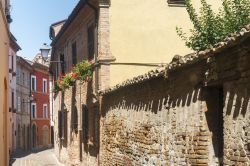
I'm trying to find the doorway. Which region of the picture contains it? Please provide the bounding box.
[32,124,37,148]
[204,87,224,165]
[42,125,49,146]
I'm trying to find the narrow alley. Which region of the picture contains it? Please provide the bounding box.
[1,0,250,165]
[11,149,64,166]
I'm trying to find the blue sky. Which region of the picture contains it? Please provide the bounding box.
[10,0,79,60]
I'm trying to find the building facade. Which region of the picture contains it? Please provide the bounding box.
[49,0,221,165]
[16,56,33,151]
[30,62,50,148]
[0,0,11,165]
[8,33,21,154]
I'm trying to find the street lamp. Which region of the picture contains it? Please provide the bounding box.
[40,43,50,59]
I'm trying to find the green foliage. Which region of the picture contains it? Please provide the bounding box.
[53,82,62,93]
[176,0,250,51]
[53,60,93,93]
[72,61,92,81]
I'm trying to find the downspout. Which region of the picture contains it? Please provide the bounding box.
[29,72,32,150]
[79,84,82,161]
[49,71,54,147]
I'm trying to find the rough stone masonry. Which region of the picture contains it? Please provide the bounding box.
[99,25,250,166]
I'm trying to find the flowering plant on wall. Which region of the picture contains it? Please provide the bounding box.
[72,60,92,82]
[53,60,93,93]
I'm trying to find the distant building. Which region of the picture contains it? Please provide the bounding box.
[8,33,21,153]
[16,56,33,151]
[0,0,11,165]
[30,60,50,148]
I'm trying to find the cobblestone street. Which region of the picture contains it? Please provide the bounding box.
[10,148,64,166]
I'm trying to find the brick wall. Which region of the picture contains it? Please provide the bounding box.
[51,2,99,165]
[53,81,98,166]
[100,29,250,165]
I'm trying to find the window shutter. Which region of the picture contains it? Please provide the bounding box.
[58,111,62,138]
[87,25,95,60]
[60,54,65,74]
[72,42,77,65]
[63,110,68,142]
[82,105,88,142]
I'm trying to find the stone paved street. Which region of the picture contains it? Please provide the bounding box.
[10,148,64,166]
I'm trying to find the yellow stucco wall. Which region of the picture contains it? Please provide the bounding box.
[0,1,9,166]
[109,0,220,86]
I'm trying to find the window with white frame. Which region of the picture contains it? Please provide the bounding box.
[43,104,48,118]
[31,75,36,91]
[43,78,47,93]
[31,103,36,119]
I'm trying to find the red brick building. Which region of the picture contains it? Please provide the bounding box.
[30,62,50,148]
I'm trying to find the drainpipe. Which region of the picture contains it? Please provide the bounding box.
[79,84,82,161]
[29,73,32,150]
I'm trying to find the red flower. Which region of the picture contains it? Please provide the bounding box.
[71,72,78,79]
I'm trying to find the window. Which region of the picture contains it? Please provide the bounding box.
[60,54,65,74]
[72,42,77,65]
[58,111,62,138]
[31,75,36,91]
[31,103,36,119]
[58,110,67,141]
[11,91,14,112]
[43,78,47,93]
[56,62,59,80]
[168,0,185,5]
[16,69,20,83]
[17,96,21,112]
[63,110,68,142]
[11,55,14,70]
[22,72,25,85]
[43,104,48,118]
[87,25,95,60]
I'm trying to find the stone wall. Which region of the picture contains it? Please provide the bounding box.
[100,27,250,165]
[100,62,218,165]
[218,38,250,165]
